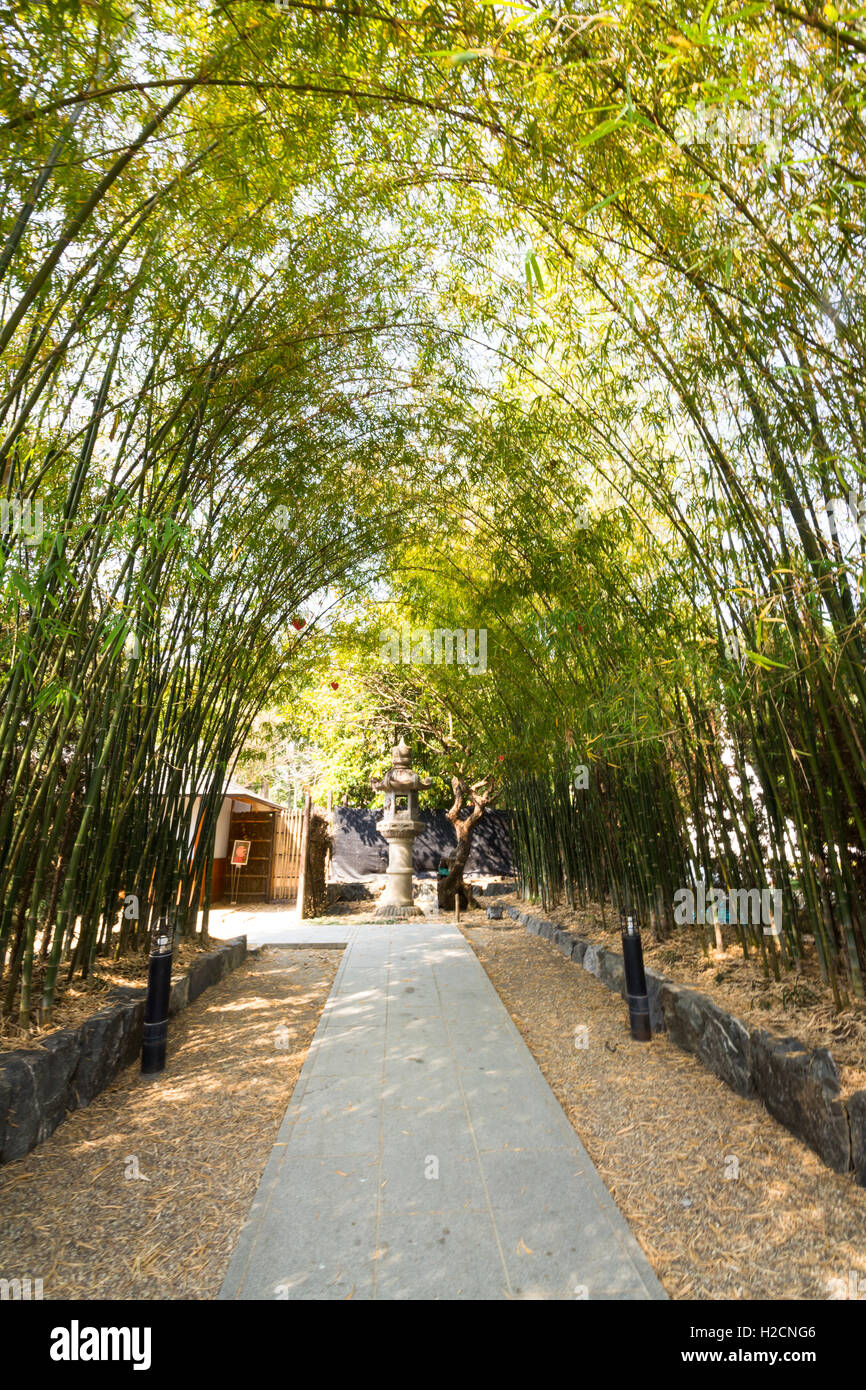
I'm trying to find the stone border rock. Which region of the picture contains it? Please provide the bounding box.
[0,937,246,1165]
[506,904,866,1186]
[328,882,372,903]
[477,880,518,898]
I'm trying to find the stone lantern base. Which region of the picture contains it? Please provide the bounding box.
[373,903,425,920]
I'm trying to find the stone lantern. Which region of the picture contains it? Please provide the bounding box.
[372,737,432,917]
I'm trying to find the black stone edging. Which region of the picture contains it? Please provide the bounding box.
[507,904,866,1187]
[0,936,247,1165]
[478,880,518,898]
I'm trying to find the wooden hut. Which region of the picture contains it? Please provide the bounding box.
[188,780,308,904]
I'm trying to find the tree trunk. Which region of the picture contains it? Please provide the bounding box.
[438,775,495,910]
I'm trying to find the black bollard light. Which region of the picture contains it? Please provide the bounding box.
[621,910,652,1042]
[141,918,173,1075]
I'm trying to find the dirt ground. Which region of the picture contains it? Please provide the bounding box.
[0,946,338,1299]
[462,917,866,1300]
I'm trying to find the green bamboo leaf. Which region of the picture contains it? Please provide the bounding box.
[6,569,36,604]
[578,117,622,148]
[746,650,787,669]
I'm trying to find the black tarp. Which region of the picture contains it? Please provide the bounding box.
[328,807,514,881]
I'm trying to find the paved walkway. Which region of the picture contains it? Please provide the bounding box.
[206,906,355,948]
[219,920,666,1300]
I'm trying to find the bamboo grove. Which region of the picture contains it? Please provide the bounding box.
[3,1,866,1021]
[366,2,866,1009]
[0,0,473,1023]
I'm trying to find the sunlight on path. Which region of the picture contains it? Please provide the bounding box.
[219,920,666,1301]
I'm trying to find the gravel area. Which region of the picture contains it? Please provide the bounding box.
[0,945,339,1299]
[462,918,866,1301]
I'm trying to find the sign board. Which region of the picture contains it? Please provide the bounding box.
[231,839,251,867]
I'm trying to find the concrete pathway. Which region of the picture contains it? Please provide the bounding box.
[219,919,667,1301]
[206,907,355,948]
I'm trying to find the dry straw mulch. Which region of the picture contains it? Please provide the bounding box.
[0,946,338,1299]
[462,917,866,1301]
[6,902,865,1303]
[0,940,216,1054]
[504,893,866,1094]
